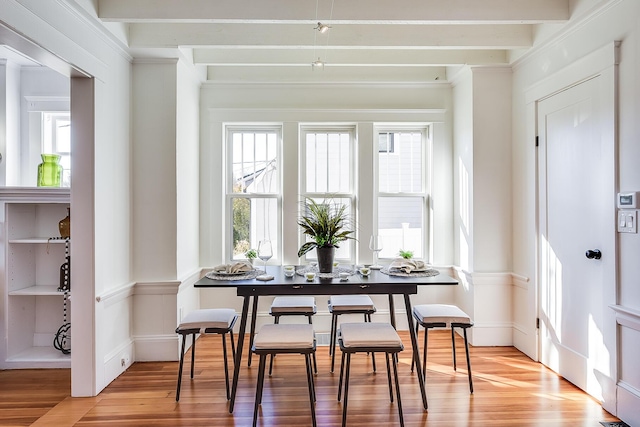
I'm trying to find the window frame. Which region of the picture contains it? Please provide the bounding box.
[224,125,283,265]
[373,125,432,263]
[299,125,357,264]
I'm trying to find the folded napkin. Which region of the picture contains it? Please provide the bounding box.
[212,262,253,274]
[389,258,428,274]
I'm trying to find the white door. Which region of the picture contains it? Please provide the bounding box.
[537,75,615,400]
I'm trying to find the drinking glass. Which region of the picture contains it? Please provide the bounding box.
[369,235,383,269]
[258,240,273,275]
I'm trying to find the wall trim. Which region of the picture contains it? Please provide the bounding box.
[95,281,135,306]
[610,304,640,331]
[133,281,181,296]
[512,0,623,71]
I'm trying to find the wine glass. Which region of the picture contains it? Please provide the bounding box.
[369,235,383,269]
[257,240,273,276]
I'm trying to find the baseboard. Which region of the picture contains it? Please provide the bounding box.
[617,381,640,427]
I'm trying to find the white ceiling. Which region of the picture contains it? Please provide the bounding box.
[94,0,571,82]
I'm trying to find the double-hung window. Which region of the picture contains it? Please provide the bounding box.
[226,127,281,263]
[300,127,356,263]
[375,127,430,260]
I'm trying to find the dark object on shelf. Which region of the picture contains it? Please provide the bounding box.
[59,207,70,238]
[59,258,70,291]
[54,322,70,355]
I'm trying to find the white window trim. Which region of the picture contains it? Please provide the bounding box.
[373,124,433,263]
[299,125,357,265]
[224,124,283,265]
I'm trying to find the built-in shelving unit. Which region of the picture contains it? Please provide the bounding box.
[1,188,71,369]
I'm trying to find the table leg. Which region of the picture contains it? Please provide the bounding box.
[388,294,396,328]
[248,296,259,366]
[229,295,250,413]
[404,293,428,410]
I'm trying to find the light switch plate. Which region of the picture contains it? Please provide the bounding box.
[618,210,637,233]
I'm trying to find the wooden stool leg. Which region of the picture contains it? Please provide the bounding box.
[176,333,187,401]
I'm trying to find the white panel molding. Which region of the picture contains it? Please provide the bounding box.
[133,334,178,361]
[202,81,450,90]
[611,304,640,331]
[133,281,181,295]
[618,381,640,427]
[512,0,623,71]
[102,338,134,383]
[524,41,620,105]
[24,95,70,112]
[512,273,530,290]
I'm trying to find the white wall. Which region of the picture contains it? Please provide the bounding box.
[199,82,457,332]
[176,60,204,281]
[1,0,134,396]
[512,0,640,423]
[451,67,514,347]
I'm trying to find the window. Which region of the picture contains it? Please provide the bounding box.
[226,127,281,262]
[376,128,430,260]
[300,127,355,263]
[42,112,71,187]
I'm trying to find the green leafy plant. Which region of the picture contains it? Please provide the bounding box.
[297,197,355,257]
[244,248,257,260]
[398,249,414,259]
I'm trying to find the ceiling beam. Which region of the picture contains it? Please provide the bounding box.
[129,23,532,49]
[193,48,508,67]
[98,0,569,24]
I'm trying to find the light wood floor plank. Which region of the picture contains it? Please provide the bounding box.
[0,331,621,426]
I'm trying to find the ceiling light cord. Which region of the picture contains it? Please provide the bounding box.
[311,0,335,69]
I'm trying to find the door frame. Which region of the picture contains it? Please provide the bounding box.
[527,42,619,413]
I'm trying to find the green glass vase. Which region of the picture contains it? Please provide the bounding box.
[37,154,63,187]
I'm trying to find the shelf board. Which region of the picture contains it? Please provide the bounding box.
[6,346,71,368]
[9,285,69,296]
[8,237,69,244]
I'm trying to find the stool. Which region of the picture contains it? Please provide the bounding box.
[175,308,237,401]
[338,323,404,427]
[252,324,317,427]
[412,304,474,393]
[328,295,377,373]
[268,296,317,375]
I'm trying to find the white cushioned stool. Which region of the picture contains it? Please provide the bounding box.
[338,323,404,427]
[265,296,317,374]
[328,295,377,373]
[252,324,317,427]
[412,304,474,393]
[175,308,237,401]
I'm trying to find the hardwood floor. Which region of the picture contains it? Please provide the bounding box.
[0,331,620,426]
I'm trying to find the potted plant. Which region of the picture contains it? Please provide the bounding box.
[297,197,355,273]
[244,248,257,265]
[398,249,414,259]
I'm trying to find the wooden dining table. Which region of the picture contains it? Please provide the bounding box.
[194,266,458,413]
